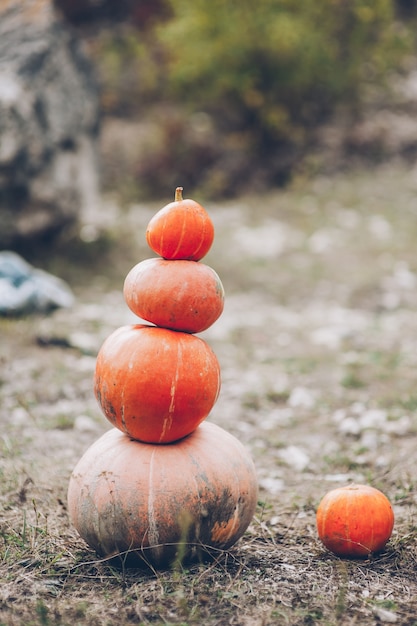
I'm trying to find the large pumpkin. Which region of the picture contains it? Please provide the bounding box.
[123,257,224,333]
[146,187,214,261]
[94,324,221,443]
[316,484,394,558]
[67,421,258,568]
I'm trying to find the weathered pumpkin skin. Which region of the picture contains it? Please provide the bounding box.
[146,189,214,261]
[316,484,394,558]
[67,421,258,568]
[123,257,224,333]
[94,324,221,443]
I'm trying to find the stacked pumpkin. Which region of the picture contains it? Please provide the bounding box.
[68,188,258,568]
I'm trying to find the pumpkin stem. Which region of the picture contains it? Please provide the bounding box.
[175,187,183,202]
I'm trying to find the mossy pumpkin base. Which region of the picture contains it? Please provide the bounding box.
[67,421,258,569]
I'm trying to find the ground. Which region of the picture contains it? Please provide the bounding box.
[2,163,417,625]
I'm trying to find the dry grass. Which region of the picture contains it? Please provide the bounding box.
[2,498,417,625]
[2,162,417,625]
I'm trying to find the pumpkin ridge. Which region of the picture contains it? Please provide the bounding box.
[188,212,206,259]
[120,379,129,433]
[120,402,126,432]
[170,211,188,259]
[147,448,160,550]
[160,336,184,442]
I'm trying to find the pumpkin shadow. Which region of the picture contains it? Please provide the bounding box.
[104,541,230,573]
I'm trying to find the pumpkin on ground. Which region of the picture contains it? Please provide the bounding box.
[146,187,214,261]
[94,324,221,443]
[316,484,394,558]
[67,421,258,568]
[123,257,224,333]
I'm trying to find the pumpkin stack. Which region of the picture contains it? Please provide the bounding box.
[68,188,258,568]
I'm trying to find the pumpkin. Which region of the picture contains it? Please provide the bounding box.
[94,324,221,443]
[123,257,224,333]
[316,484,394,558]
[67,421,258,568]
[146,187,214,261]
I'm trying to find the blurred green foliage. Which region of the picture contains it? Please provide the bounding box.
[94,29,165,115]
[159,0,410,139]
[95,0,415,198]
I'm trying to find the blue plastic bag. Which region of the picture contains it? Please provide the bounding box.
[0,251,74,316]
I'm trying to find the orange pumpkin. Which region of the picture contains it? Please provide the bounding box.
[67,421,258,568]
[316,484,394,558]
[94,324,221,443]
[123,257,224,333]
[146,187,214,261]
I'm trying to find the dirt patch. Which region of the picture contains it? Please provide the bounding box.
[2,163,417,625]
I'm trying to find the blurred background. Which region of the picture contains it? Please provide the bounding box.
[4,5,417,622]
[1,0,417,256]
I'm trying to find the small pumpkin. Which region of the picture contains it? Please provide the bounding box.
[316,484,394,558]
[67,421,258,568]
[146,187,214,261]
[94,324,221,443]
[123,257,224,333]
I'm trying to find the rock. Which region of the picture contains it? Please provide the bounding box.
[373,607,398,623]
[74,415,98,433]
[288,386,317,409]
[277,445,310,471]
[0,0,100,249]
